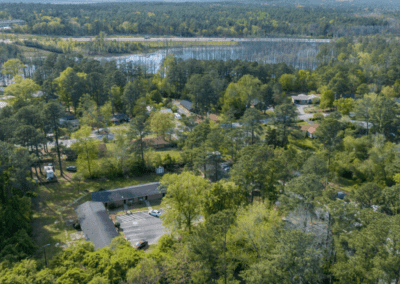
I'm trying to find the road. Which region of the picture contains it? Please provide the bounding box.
[0,37,333,44]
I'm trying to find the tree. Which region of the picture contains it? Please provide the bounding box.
[160,172,209,233]
[1,58,26,79]
[279,73,296,91]
[4,76,40,102]
[273,102,298,147]
[315,117,343,167]
[222,75,261,116]
[100,101,112,130]
[354,95,374,135]
[126,258,161,284]
[189,210,237,284]
[127,115,150,165]
[320,90,334,109]
[71,125,100,178]
[353,182,382,209]
[123,80,146,116]
[149,111,175,140]
[77,94,99,128]
[240,108,262,145]
[333,98,354,115]
[202,180,247,220]
[42,101,65,176]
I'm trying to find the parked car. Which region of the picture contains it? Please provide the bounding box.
[134,240,148,250]
[66,166,77,172]
[149,209,161,217]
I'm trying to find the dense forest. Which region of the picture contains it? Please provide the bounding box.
[0,2,391,38]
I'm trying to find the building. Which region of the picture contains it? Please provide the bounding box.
[131,136,174,149]
[75,201,119,249]
[180,100,193,111]
[291,94,319,104]
[91,182,165,208]
[110,114,129,124]
[160,108,173,114]
[0,101,8,109]
[60,115,79,127]
[300,124,320,138]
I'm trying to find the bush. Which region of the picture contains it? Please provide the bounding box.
[171,105,178,113]
[312,113,324,120]
[114,221,120,229]
[108,203,118,210]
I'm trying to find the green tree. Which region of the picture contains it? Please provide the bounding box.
[320,89,334,109]
[71,125,100,178]
[126,258,161,284]
[160,172,209,233]
[333,98,354,115]
[315,117,343,167]
[149,111,175,140]
[127,115,150,165]
[1,58,26,79]
[202,180,247,220]
[354,95,374,135]
[273,102,298,147]
[279,73,296,91]
[42,101,66,176]
[240,108,262,145]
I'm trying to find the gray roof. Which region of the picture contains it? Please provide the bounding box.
[91,182,163,203]
[180,100,193,110]
[75,201,119,249]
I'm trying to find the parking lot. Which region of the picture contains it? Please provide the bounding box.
[117,211,165,246]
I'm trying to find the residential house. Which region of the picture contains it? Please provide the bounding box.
[91,182,165,208]
[110,114,129,124]
[291,94,319,104]
[300,124,320,138]
[180,100,193,111]
[60,115,79,127]
[131,136,174,149]
[74,201,119,249]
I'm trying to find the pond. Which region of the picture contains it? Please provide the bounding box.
[97,40,327,72]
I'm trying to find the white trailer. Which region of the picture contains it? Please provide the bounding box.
[44,165,55,181]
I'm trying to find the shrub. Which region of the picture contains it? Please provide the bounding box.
[313,113,324,120]
[171,105,178,113]
[114,221,120,229]
[108,203,118,210]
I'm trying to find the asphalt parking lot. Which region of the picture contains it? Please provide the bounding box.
[117,211,165,246]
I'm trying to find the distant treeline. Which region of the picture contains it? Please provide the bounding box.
[0,2,389,38]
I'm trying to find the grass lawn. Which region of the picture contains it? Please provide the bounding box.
[149,199,163,210]
[289,137,319,151]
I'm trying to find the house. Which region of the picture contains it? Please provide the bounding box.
[300,124,320,138]
[91,182,165,208]
[32,91,44,98]
[131,136,174,149]
[110,114,129,124]
[180,100,193,111]
[0,101,8,109]
[75,201,119,249]
[291,94,319,104]
[60,115,79,127]
[160,108,173,114]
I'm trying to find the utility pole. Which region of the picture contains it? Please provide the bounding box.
[42,244,50,267]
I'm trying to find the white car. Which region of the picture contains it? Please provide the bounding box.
[149,210,161,217]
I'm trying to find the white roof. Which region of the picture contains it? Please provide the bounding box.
[32,91,44,98]
[160,108,173,113]
[292,94,319,100]
[0,101,8,109]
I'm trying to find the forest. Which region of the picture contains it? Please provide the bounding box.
[0,2,391,38]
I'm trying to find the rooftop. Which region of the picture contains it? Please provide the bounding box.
[292,94,319,100]
[300,124,320,134]
[91,182,163,203]
[75,201,119,249]
[180,100,193,110]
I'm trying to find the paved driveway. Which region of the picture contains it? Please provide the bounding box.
[296,104,328,124]
[117,211,165,246]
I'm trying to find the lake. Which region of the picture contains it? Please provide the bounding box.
[97,40,327,72]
